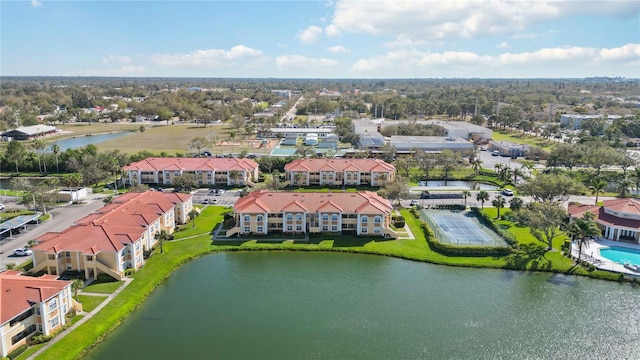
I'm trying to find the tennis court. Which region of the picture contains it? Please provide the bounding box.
[420,209,507,247]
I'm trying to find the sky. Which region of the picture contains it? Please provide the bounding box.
[1,0,639,78]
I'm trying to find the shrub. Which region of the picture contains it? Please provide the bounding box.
[124,268,136,276]
[7,344,28,359]
[394,216,406,228]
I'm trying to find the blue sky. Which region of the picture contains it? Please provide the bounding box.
[2,0,639,78]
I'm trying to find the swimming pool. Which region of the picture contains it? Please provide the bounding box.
[599,246,640,266]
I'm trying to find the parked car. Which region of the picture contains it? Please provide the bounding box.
[0,204,4,210]
[492,150,501,156]
[410,200,420,206]
[215,189,226,196]
[13,247,32,256]
[480,145,488,151]
[202,198,210,204]
[502,189,514,196]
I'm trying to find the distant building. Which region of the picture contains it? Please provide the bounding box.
[488,140,530,157]
[560,114,622,130]
[1,125,58,141]
[318,90,341,97]
[284,158,396,187]
[269,128,334,138]
[390,136,474,154]
[568,198,640,244]
[271,90,292,98]
[0,271,74,357]
[383,120,492,142]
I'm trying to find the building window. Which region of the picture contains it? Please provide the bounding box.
[86,255,93,261]
[374,228,381,234]
[11,324,36,345]
[362,227,368,234]
[296,214,303,221]
[361,216,368,223]
[243,215,251,223]
[50,316,60,329]
[296,225,302,232]
[257,226,264,233]
[244,226,250,233]
[322,214,329,221]
[331,225,338,232]
[322,225,329,231]
[256,215,264,222]
[286,214,293,221]
[65,252,71,258]
[331,214,338,222]
[286,225,293,231]
[374,216,381,224]
[49,298,58,312]
[9,308,34,327]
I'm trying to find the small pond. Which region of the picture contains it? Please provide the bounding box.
[50,132,133,151]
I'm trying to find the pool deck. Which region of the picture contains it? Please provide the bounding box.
[571,238,640,277]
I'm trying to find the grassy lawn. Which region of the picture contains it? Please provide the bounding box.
[77,295,107,313]
[82,279,123,294]
[492,130,556,151]
[39,205,623,360]
[14,343,45,360]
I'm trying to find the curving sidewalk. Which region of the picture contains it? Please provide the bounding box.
[26,278,133,360]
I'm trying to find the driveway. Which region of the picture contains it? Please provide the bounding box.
[0,193,110,269]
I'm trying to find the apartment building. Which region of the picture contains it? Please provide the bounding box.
[0,271,73,357]
[284,158,396,187]
[30,191,192,281]
[226,190,397,239]
[122,157,259,187]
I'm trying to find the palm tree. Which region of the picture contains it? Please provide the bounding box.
[71,278,83,301]
[618,177,632,198]
[154,230,169,254]
[377,173,388,187]
[44,177,60,204]
[512,168,524,185]
[111,157,120,194]
[476,190,489,209]
[589,178,607,205]
[567,212,600,263]
[32,139,46,173]
[63,173,83,203]
[462,190,471,208]
[189,209,199,228]
[494,163,504,175]
[492,194,506,219]
[470,158,482,176]
[51,144,61,173]
[294,172,305,188]
[228,170,242,186]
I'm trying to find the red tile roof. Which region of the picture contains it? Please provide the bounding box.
[568,199,640,229]
[123,157,258,172]
[1,271,70,324]
[234,190,393,214]
[33,191,190,254]
[284,158,395,173]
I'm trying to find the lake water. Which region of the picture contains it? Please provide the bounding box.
[86,252,639,360]
[418,180,499,190]
[51,132,133,151]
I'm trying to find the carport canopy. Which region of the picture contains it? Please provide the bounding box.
[0,215,39,236]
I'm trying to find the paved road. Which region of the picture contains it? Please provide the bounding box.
[0,193,110,269]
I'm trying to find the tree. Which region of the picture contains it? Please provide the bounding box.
[172,173,197,192]
[229,170,242,186]
[294,172,305,188]
[267,170,281,191]
[512,168,524,185]
[394,158,412,177]
[189,209,199,228]
[476,190,490,209]
[470,158,482,176]
[62,173,83,203]
[516,201,566,250]
[157,108,173,125]
[566,212,600,263]
[437,149,461,178]
[518,173,583,203]
[492,195,506,219]
[154,230,169,254]
[633,167,640,198]
[72,278,83,301]
[589,178,607,205]
[295,145,314,159]
[188,137,208,155]
[509,197,524,212]
[462,190,471,208]
[44,177,60,204]
[32,139,47,173]
[5,140,27,172]
[416,151,439,179]
[50,144,61,173]
[618,177,632,198]
[382,177,409,206]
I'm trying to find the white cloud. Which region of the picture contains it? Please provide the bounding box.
[327,0,638,41]
[30,0,42,7]
[297,26,323,44]
[350,44,640,77]
[496,41,510,49]
[326,45,349,53]
[102,55,131,64]
[152,45,263,67]
[276,55,339,70]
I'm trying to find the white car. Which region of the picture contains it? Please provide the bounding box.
[0,204,4,210]
[410,200,420,206]
[13,247,33,256]
[502,189,514,196]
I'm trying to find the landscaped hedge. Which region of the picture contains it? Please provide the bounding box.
[7,344,28,359]
[471,207,517,246]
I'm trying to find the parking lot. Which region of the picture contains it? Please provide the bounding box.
[192,188,241,207]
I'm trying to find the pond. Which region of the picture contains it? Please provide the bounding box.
[418,180,499,190]
[50,132,133,151]
[86,252,639,360]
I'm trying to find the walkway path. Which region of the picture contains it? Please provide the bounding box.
[26,277,133,360]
